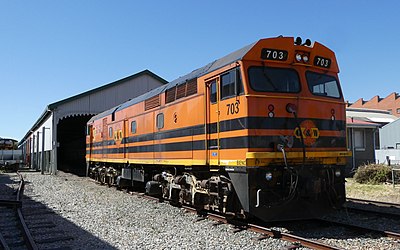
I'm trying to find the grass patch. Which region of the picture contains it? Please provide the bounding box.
[346,178,400,203]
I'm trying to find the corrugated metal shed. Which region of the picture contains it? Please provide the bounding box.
[19,70,167,175]
[379,117,400,149]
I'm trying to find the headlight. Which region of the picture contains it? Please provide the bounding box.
[303,55,309,63]
[335,169,341,177]
[265,172,273,181]
[295,54,302,62]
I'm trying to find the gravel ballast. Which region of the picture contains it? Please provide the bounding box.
[18,171,400,249]
[20,171,293,249]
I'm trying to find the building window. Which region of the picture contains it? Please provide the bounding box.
[387,109,392,114]
[397,108,400,114]
[156,113,164,129]
[131,121,137,134]
[354,129,365,150]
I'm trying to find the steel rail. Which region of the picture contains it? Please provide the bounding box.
[343,205,400,220]
[247,223,344,250]
[317,218,400,240]
[0,172,38,250]
[121,187,344,250]
[16,172,38,250]
[180,204,343,250]
[345,197,400,219]
[0,233,9,250]
[346,198,400,208]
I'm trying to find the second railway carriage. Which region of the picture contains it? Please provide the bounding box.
[86,36,350,221]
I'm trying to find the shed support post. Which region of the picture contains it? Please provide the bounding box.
[31,135,35,169]
[36,131,40,171]
[41,127,46,174]
[51,116,58,175]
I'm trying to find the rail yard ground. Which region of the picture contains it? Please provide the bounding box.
[1,170,396,249]
[345,178,400,203]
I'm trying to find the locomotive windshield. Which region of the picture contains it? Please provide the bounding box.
[248,66,300,93]
[306,71,341,98]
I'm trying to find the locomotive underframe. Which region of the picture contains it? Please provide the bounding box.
[87,160,345,221]
[230,164,345,221]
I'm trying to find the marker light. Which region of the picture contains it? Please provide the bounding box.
[303,55,309,63]
[335,169,341,177]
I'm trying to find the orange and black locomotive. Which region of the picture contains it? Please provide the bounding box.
[86,36,350,221]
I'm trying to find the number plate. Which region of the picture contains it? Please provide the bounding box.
[261,48,288,61]
[314,56,331,68]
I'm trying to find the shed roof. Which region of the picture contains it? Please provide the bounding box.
[346,117,380,128]
[346,108,397,125]
[48,69,167,110]
[19,70,167,145]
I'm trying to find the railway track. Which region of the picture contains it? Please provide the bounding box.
[0,172,37,250]
[317,218,400,241]
[346,197,400,209]
[121,187,343,250]
[345,197,400,219]
[1,171,74,249]
[191,209,344,250]
[124,186,400,249]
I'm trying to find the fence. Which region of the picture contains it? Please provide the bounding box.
[391,165,400,188]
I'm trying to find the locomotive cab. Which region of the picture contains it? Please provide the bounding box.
[211,37,350,221]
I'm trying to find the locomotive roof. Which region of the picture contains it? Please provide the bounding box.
[89,41,257,123]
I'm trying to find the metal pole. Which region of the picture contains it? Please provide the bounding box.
[52,115,58,175]
[41,127,46,174]
[393,168,395,188]
[21,141,25,167]
[36,131,40,171]
[351,128,356,171]
[31,135,35,169]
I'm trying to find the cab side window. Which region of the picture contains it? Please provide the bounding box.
[108,127,113,138]
[156,113,164,129]
[210,80,217,104]
[131,121,137,134]
[220,68,244,100]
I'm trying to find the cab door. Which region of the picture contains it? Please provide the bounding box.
[87,125,93,160]
[206,78,220,166]
[123,119,128,159]
[102,118,108,159]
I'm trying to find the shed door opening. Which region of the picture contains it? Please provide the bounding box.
[57,115,92,176]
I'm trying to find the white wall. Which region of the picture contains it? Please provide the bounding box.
[375,149,400,165]
[31,113,53,153]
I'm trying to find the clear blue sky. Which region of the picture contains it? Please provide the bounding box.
[1,1,400,140]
